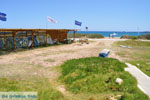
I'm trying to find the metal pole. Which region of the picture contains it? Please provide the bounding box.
[46,17,48,29]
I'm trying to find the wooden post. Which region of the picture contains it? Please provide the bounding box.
[46,31,48,46]
[13,31,17,50]
[57,30,59,42]
[26,31,28,37]
[4,32,6,48]
[31,31,34,48]
[73,31,76,41]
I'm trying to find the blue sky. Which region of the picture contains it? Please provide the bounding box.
[0,0,150,31]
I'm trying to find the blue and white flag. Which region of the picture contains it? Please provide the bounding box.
[0,12,7,21]
[75,20,82,26]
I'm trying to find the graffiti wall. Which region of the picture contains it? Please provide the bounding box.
[0,35,54,50]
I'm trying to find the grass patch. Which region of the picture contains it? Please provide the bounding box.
[0,77,66,100]
[60,57,149,100]
[114,40,150,76]
[115,40,150,47]
[0,62,68,100]
[120,34,150,40]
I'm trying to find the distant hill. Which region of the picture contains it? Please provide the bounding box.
[142,31,150,33]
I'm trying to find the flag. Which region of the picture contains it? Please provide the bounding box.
[47,16,57,23]
[75,20,82,26]
[0,12,7,21]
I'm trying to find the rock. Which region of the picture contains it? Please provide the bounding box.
[115,78,123,85]
[109,97,115,100]
[57,85,66,94]
[89,97,95,100]
[108,96,117,100]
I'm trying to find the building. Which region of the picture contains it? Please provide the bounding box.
[0,29,76,50]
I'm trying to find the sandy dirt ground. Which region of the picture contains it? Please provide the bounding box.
[0,39,125,79]
[0,38,126,95]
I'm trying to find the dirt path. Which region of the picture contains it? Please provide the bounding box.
[0,39,124,78]
[0,39,123,66]
[125,63,150,97]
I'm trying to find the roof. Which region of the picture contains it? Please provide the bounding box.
[0,28,77,32]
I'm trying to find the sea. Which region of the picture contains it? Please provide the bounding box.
[69,31,150,37]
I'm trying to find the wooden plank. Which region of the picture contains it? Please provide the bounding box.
[13,31,17,50]
[4,32,6,48]
[31,31,34,48]
[46,32,48,46]
[73,31,76,41]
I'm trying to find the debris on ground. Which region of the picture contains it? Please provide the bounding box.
[115,78,123,85]
[89,97,95,100]
[107,96,116,100]
[120,45,132,48]
[107,95,122,100]
[79,38,89,44]
[79,35,89,44]
[105,77,112,83]
[57,85,66,94]
[99,49,110,58]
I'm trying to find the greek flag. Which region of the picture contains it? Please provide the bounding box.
[0,12,7,21]
[75,20,82,26]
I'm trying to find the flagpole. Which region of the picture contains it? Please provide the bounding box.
[46,17,48,29]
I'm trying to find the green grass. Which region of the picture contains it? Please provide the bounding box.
[115,40,150,47]
[60,57,149,100]
[0,77,67,100]
[68,33,104,38]
[114,40,150,76]
[120,34,150,40]
[0,62,68,100]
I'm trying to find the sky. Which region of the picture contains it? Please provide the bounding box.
[0,0,150,31]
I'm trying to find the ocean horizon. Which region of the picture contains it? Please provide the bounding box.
[69,31,150,37]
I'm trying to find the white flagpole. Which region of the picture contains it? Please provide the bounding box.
[46,17,48,29]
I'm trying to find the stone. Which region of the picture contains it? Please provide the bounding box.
[115,78,123,85]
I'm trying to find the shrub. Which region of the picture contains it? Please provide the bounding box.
[121,34,150,40]
[120,35,131,39]
[120,35,138,39]
[115,40,150,46]
[87,34,104,38]
[138,34,150,40]
[130,36,138,40]
[68,33,104,39]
